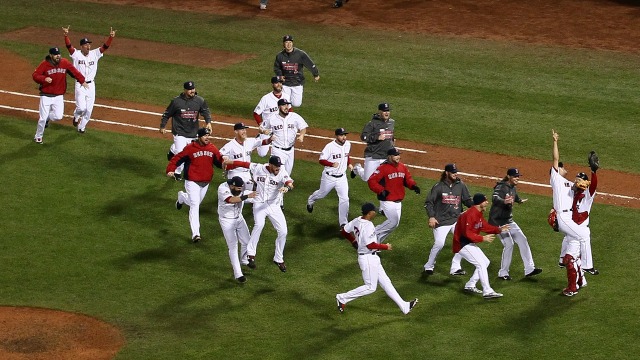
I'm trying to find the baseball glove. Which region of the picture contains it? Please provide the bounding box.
[547,209,559,232]
[588,151,599,172]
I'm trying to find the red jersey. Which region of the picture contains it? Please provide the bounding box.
[367,161,417,202]
[452,206,501,253]
[32,56,86,96]
[166,141,222,182]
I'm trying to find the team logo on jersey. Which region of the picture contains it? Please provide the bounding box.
[387,172,405,180]
[442,194,461,209]
[193,150,214,158]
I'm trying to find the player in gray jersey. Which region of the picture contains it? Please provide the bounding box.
[273,35,319,107]
[351,102,395,181]
[422,164,474,276]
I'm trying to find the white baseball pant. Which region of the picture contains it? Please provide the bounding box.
[423,223,463,273]
[375,201,402,243]
[74,81,96,131]
[249,202,288,263]
[35,95,64,139]
[557,214,592,269]
[177,180,209,238]
[307,172,349,226]
[170,135,196,175]
[498,221,536,277]
[282,85,304,107]
[358,157,385,181]
[336,253,412,314]
[218,216,250,279]
[459,245,496,296]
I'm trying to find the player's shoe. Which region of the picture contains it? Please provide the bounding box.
[562,288,578,297]
[173,173,183,181]
[34,137,43,144]
[259,3,267,10]
[336,297,345,313]
[525,268,543,277]
[407,298,418,313]
[558,262,566,268]
[273,261,287,273]
[422,269,434,276]
[483,292,503,299]
[464,287,483,294]
[306,203,313,213]
[333,0,343,7]
[175,200,182,210]
[72,117,79,127]
[247,256,256,269]
[236,276,247,283]
[498,275,512,280]
[192,235,201,243]
[78,129,85,134]
[583,268,600,275]
[451,269,467,276]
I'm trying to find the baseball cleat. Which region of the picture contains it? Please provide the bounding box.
[273,261,287,272]
[451,269,467,276]
[336,298,345,313]
[236,276,247,283]
[175,200,182,210]
[247,256,256,269]
[78,129,85,134]
[562,288,578,297]
[333,0,343,8]
[464,287,483,294]
[483,292,503,299]
[558,262,566,268]
[498,275,512,281]
[72,117,79,127]
[173,173,182,181]
[259,3,266,10]
[306,204,313,213]
[192,235,201,243]
[422,269,434,276]
[408,298,419,312]
[525,268,543,277]
[34,137,43,144]
[583,268,599,275]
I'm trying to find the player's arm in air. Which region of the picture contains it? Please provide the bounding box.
[99,27,116,53]
[552,129,560,170]
[62,25,76,54]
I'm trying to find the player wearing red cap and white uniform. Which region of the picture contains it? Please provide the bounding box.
[253,77,291,157]
[63,25,116,133]
[306,128,354,227]
[220,122,273,191]
[336,203,418,315]
[225,156,294,272]
[217,176,256,283]
[367,147,420,243]
[32,46,87,144]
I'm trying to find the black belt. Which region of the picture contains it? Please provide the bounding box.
[561,209,574,213]
[325,172,343,178]
[78,80,93,83]
[273,145,293,151]
[358,251,379,256]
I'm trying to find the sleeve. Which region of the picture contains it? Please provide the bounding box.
[479,220,502,235]
[366,242,389,251]
[296,114,308,130]
[32,62,47,84]
[200,98,213,124]
[64,60,86,84]
[300,51,319,76]
[461,183,474,208]
[226,161,250,171]
[403,165,417,189]
[166,146,191,173]
[253,112,263,125]
[212,148,223,169]
[160,100,175,128]
[424,184,438,217]
[462,214,485,243]
[273,54,282,76]
[360,121,378,144]
[589,171,597,195]
[100,35,113,53]
[64,35,76,54]
[319,159,333,167]
[367,167,385,194]
[492,183,506,205]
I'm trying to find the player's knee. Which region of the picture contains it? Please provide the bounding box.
[563,254,575,266]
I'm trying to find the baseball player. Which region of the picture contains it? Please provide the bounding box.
[306,128,354,227]
[489,168,542,280]
[367,147,420,243]
[224,155,294,272]
[160,81,213,179]
[351,103,395,181]
[422,163,474,276]
[63,25,116,134]
[219,122,273,190]
[333,0,350,8]
[253,76,291,157]
[260,98,307,177]
[31,46,87,144]
[336,202,418,315]
[217,176,256,283]
[273,34,320,107]
[551,130,597,296]
[454,193,509,299]
[166,128,223,243]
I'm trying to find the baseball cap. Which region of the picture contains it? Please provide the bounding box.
[197,127,210,137]
[387,147,401,156]
[277,98,291,106]
[507,168,521,177]
[473,193,488,205]
[183,81,195,90]
[378,102,391,111]
[49,47,61,55]
[227,176,245,187]
[271,76,283,83]
[576,172,589,181]
[269,155,283,167]
[282,35,294,42]
[80,38,92,45]
[558,161,564,168]
[361,202,377,215]
[444,163,458,173]
[335,128,349,136]
[234,122,249,130]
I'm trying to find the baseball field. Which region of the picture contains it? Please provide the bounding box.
[1,0,639,359]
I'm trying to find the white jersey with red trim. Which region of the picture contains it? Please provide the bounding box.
[69,48,103,82]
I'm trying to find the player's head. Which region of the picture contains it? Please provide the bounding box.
[277,98,291,116]
[387,147,401,164]
[334,128,348,144]
[473,193,489,211]
[271,76,283,92]
[268,155,283,175]
[196,127,211,144]
[227,176,245,196]
[506,167,521,185]
[183,81,196,98]
[282,35,294,52]
[443,163,458,182]
[361,202,378,218]
[234,122,249,140]
[48,47,61,64]
[377,102,391,120]
[574,172,590,191]
[79,37,92,54]
[557,161,568,177]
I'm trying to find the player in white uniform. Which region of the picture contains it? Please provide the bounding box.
[260,98,307,176]
[219,122,273,190]
[217,176,256,283]
[224,155,294,272]
[253,77,291,157]
[306,128,354,227]
[62,26,116,134]
[336,203,418,315]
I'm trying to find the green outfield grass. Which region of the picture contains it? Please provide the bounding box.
[1,1,640,359]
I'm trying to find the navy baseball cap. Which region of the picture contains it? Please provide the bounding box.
[234,122,249,130]
[184,81,195,90]
[197,127,210,137]
[378,102,391,111]
[277,98,291,106]
[335,128,349,135]
[445,163,458,173]
[271,76,283,83]
[282,35,294,42]
[507,168,521,177]
[473,193,488,205]
[576,172,589,181]
[387,147,401,156]
[49,47,61,55]
[361,202,377,215]
[269,155,283,167]
[80,38,92,45]
[227,176,245,187]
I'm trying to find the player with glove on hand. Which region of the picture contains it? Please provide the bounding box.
[367,147,420,243]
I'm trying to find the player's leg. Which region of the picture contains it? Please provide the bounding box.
[72,82,84,127]
[307,175,333,208]
[248,203,268,258]
[375,201,401,243]
[288,85,303,108]
[363,158,384,181]
[424,224,453,271]
[460,245,495,295]
[219,218,244,279]
[562,238,581,294]
[236,217,251,266]
[376,259,411,314]
[185,181,206,239]
[78,83,95,132]
[337,255,379,305]
[448,224,465,274]
[35,96,51,141]
[267,205,288,264]
[284,149,294,176]
[335,177,350,226]
[578,226,595,271]
[498,231,515,278]
[509,222,536,275]
[49,95,64,122]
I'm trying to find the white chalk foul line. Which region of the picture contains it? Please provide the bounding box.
[1,90,637,201]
